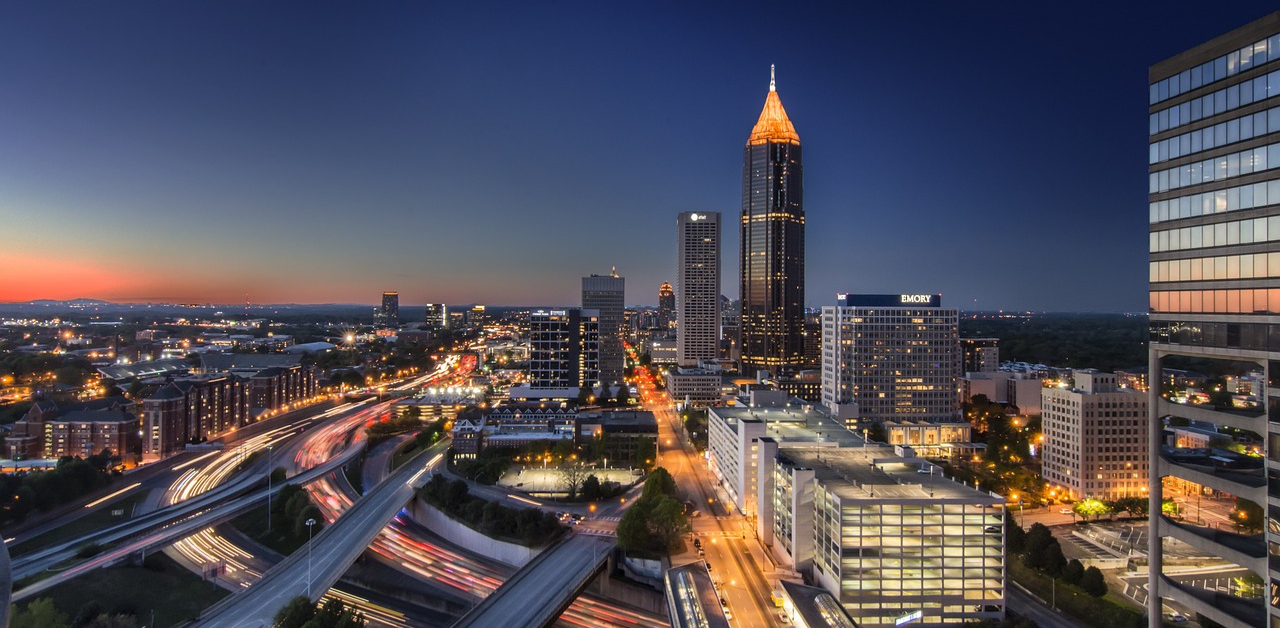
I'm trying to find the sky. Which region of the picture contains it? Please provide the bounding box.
[1,2,1275,311]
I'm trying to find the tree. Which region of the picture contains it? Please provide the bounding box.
[1080,566,1107,597]
[1074,498,1112,520]
[615,384,629,406]
[294,505,323,538]
[1005,511,1026,554]
[1161,498,1181,518]
[1235,497,1264,533]
[616,498,656,552]
[274,596,317,627]
[1024,522,1053,557]
[647,494,691,550]
[1061,559,1085,586]
[13,598,69,628]
[641,467,677,500]
[577,385,593,406]
[82,615,137,628]
[558,462,588,500]
[581,475,602,501]
[1041,540,1067,576]
[635,437,657,470]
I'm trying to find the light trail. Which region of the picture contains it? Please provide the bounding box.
[84,482,141,509]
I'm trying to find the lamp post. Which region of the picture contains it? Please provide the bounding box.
[306,518,317,597]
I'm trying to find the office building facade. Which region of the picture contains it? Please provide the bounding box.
[677,211,721,366]
[1042,371,1148,502]
[378,291,399,328]
[424,303,447,329]
[583,272,625,385]
[528,308,600,390]
[961,338,1000,374]
[1147,13,1280,628]
[658,282,675,330]
[741,66,805,375]
[762,446,1005,628]
[821,294,961,427]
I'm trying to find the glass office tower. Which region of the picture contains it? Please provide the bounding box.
[1147,11,1280,628]
[741,66,805,375]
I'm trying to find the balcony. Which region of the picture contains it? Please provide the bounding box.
[1158,514,1265,573]
[1160,575,1265,628]
[1158,448,1267,504]
[1158,399,1264,432]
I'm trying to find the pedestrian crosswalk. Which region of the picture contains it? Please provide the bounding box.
[595,515,622,522]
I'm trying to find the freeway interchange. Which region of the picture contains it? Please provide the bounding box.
[4,355,669,628]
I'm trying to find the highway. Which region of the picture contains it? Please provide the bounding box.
[331,422,667,627]
[187,443,445,627]
[11,423,376,602]
[452,534,614,628]
[3,395,339,550]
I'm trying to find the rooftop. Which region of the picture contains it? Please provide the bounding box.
[711,403,864,447]
[97,358,190,380]
[777,447,1001,503]
[779,579,860,628]
[664,561,731,628]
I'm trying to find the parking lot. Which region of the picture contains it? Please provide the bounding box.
[497,466,640,494]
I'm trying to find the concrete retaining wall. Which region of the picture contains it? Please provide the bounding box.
[407,497,542,568]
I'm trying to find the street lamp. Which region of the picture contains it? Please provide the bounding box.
[306,518,317,597]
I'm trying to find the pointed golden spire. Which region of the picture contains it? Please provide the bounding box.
[748,65,799,146]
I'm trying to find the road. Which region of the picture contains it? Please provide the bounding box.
[452,534,614,628]
[2,397,341,550]
[633,360,779,628]
[188,443,445,627]
[1006,583,1091,628]
[11,424,376,603]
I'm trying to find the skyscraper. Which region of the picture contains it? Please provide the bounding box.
[1146,13,1280,628]
[378,291,399,328]
[740,65,804,375]
[677,212,721,366]
[528,309,600,390]
[657,282,675,330]
[424,303,447,329]
[582,271,625,385]
[820,294,960,429]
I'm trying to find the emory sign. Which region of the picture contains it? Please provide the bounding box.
[900,294,933,303]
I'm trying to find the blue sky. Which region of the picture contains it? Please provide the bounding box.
[1,2,1273,310]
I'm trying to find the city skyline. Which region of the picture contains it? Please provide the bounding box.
[2,3,1274,311]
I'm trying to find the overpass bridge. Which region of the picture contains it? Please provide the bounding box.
[450,533,615,628]
[12,435,371,602]
[186,442,446,627]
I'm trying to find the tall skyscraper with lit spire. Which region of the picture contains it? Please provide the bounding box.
[740,65,804,374]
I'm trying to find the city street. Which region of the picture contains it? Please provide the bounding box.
[639,371,780,628]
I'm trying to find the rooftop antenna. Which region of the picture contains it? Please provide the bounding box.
[770,64,776,92]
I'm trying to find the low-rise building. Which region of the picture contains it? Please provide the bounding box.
[707,394,861,518]
[666,367,723,407]
[960,371,1043,415]
[576,410,657,464]
[882,420,982,460]
[7,397,140,460]
[44,410,141,461]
